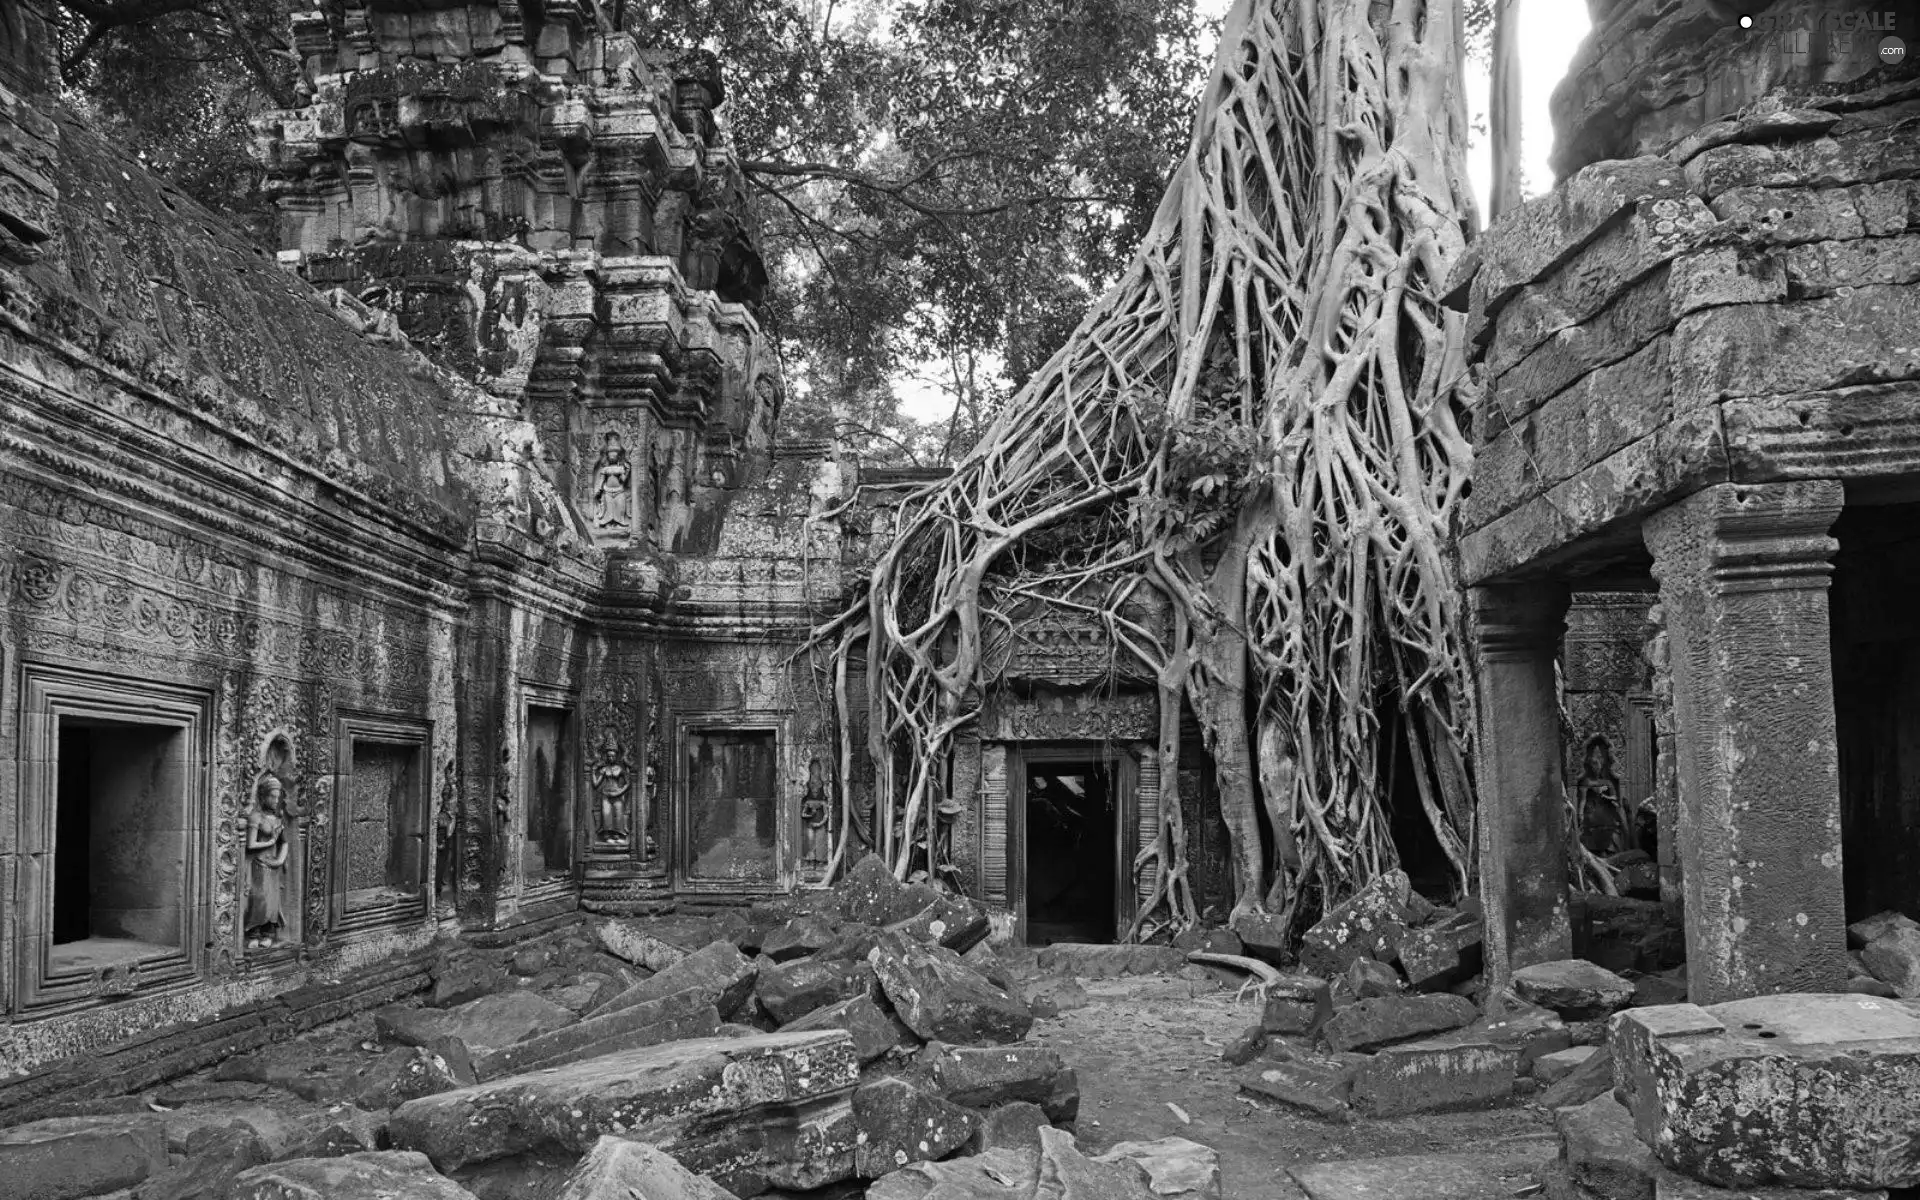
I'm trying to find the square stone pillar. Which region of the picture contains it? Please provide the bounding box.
[1642,480,1849,1004]
[1471,582,1573,990]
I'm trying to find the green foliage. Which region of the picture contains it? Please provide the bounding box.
[55,0,1211,466]
[624,0,1211,463]
[56,0,295,236]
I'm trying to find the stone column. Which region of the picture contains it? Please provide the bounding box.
[1471,582,1573,990]
[1642,480,1848,1004]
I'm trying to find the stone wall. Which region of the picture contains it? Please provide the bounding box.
[1454,0,1920,583]
[0,0,856,1085]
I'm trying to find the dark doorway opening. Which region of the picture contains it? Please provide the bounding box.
[523,706,575,880]
[1831,500,1920,924]
[52,717,189,962]
[684,728,779,885]
[1381,712,1454,904]
[1024,761,1118,945]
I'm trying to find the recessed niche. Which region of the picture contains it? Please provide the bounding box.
[331,714,431,936]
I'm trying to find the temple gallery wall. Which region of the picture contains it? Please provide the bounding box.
[0,0,1915,1135]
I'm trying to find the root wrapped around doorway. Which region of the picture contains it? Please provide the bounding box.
[809,0,1480,939]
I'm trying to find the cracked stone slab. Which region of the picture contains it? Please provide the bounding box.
[1615,994,1920,1190]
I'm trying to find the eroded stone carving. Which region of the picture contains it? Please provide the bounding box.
[1575,734,1627,858]
[244,770,294,950]
[593,727,634,847]
[801,757,831,876]
[590,430,635,535]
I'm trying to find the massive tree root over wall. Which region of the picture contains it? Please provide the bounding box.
[812,0,1480,938]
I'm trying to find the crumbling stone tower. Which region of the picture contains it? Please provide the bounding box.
[1456,0,1920,1004]
[0,0,847,1093]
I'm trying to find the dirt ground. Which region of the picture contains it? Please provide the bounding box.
[1026,974,1556,1199]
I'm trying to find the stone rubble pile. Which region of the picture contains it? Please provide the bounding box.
[1221,870,1685,1126]
[0,855,1216,1200]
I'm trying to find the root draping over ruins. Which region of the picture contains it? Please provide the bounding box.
[811,0,1481,937]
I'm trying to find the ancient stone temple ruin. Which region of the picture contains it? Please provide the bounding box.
[0,0,849,1085]
[1457,0,1920,1007]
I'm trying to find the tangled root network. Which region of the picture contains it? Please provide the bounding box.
[810,0,1482,940]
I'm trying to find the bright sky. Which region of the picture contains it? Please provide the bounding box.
[894,0,1591,424]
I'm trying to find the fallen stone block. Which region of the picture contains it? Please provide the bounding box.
[783,994,908,1062]
[1536,1045,1601,1086]
[1173,928,1244,957]
[1289,1142,1562,1200]
[1860,927,1920,997]
[427,958,512,1008]
[554,1136,739,1200]
[1300,870,1416,977]
[590,939,757,1020]
[293,1106,388,1158]
[1093,1137,1222,1200]
[1034,1126,1158,1199]
[1344,958,1404,1000]
[887,895,992,956]
[818,921,885,963]
[758,955,878,1025]
[1476,999,1574,1072]
[1847,911,1919,949]
[1537,1041,1615,1111]
[964,942,1019,990]
[761,914,839,962]
[852,1077,978,1178]
[969,1100,1050,1155]
[352,1045,468,1110]
[1230,909,1292,966]
[1350,1032,1521,1116]
[926,1042,1080,1123]
[1615,994,1920,1189]
[228,1150,478,1199]
[376,991,577,1055]
[473,988,721,1080]
[866,1148,1037,1199]
[1651,1169,1890,1199]
[593,915,715,971]
[389,1031,859,1193]
[135,1121,268,1200]
[0,1113,170,1200]
[872,931,1033,1045]
[840,854,917,926]
[1320,992,1479,1053]
[1560,1092,1659,1200]
[1260,973,1334,1035]
[1845,976,1901,1000]
[1236,1057,1358,1122]
[1398,910,1485,992]
[1513,959,1636,1019]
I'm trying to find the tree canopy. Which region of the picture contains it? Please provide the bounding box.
[53,0,1216,460]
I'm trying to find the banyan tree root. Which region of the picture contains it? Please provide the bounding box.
[809,0,1479,937]
[1186,950,1284,1005]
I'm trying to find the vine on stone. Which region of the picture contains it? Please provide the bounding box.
[810,0,1481,940]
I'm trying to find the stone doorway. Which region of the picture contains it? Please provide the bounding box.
[523,705,577,885]
[681,728,780,888]
[1010,746,1135,945]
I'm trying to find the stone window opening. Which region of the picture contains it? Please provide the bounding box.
[50,718,189,971]
[15,664,212,1016]
[674,721,785,893]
